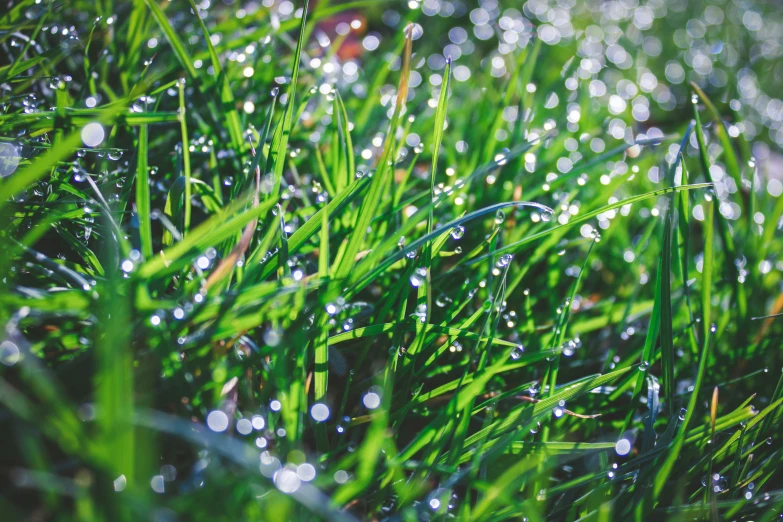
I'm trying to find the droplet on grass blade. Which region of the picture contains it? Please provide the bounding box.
[311,403,330,422]
[615,438,632,456]
[81,122,105,147]
[410,267,427,287]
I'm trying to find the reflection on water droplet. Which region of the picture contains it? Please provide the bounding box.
[615,438,631,456]
[410,267,427,287]
[528,381,540,397]
[81,122,105,147]
[1,340,21,366]
[436,293,452,307]
[274,467,301,493]
[0,142,21,177]
[311,403,330,422]
[206,410,229,432]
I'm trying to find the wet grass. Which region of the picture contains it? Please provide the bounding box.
[1,0,783,520]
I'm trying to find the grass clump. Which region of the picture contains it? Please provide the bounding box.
[1,0,783,520]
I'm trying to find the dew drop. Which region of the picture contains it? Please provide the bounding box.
[528,381,540,397]
[410,267,427,287]
[310,403,330,422]
[435,293,452,307]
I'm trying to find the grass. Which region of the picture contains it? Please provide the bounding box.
[1,0,783,520]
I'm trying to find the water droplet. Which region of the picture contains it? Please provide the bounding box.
[510,344,525,360]
[451,225,465,240]
[529,381,540,397]
[414,303,427,323]
[496,254,514,268]
[615,439,632,456]
[274,467,301,493]
[311,403,330,422]
[363,388,382,409]
[494,209,505,225]
[206,410,229,432]
[436,293,452,307]
[0,142,21,178]
[678,408,687,421]
[410,267,427,287]
[639,361,649,371]
[81,122,105,147]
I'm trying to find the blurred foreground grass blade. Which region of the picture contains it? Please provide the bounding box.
[96,262,137,513]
